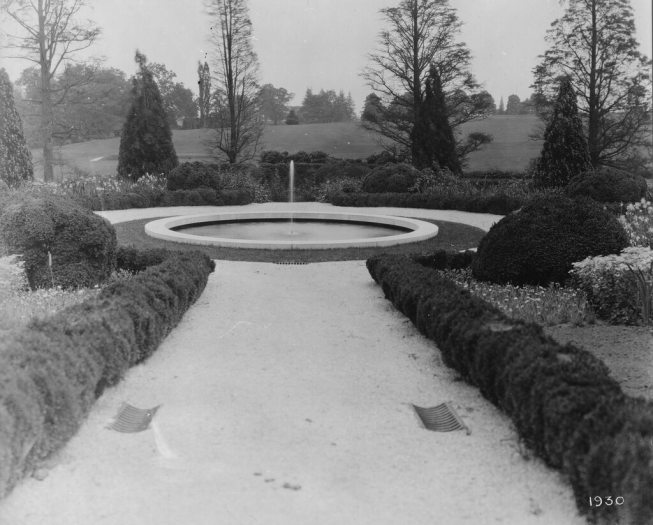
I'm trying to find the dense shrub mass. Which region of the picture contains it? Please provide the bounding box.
[166,161,222,191]
[0,248,214,498]
[331,191,523,215]
[256,162,325,201]
[472,195,629,286]
[259,150,330,164]
[361,163,420,193]
[0,195,117,289]
[412,249,476,271]
[312,161,371,183]
[366,253,653,524]
[566,167,648,204]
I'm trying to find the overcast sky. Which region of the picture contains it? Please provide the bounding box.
[1,0,652,111]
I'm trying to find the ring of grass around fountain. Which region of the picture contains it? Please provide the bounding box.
[113,217,486,263]
[144,211,439,250]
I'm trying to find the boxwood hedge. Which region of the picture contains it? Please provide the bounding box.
[0,246,215,499]
[366,253,653,524]
[331,191,522,215]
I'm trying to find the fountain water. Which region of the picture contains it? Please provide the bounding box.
[288,160,295,235]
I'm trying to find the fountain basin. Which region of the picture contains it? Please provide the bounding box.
[144,211,439,250]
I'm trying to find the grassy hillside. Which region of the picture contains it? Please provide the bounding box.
[31,115,544,180]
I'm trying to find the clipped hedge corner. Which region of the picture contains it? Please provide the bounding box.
[366,253,653,524]
[0,247,215,499]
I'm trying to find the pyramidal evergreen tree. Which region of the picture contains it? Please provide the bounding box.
[534,76,591,188]
[0,69,33,187]
[118,51,178,181]
[411,64,461,173]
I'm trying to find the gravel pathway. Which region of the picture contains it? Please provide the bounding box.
[0,207,587,524]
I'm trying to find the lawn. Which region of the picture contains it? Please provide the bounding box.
[31,115,544,180]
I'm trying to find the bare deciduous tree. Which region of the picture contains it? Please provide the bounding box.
[2,0,100,181]
[206,0,262,164]
[532,0,652,170]
[362,0,493,164]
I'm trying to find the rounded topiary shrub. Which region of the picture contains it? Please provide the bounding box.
[361,163,420,193]
[0,195,117,289]
[166,161,222,191]
[565,167,647,204]
[471,195,629,286]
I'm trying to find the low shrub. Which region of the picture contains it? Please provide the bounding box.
[312,160,371,183]
[361,163,420,193]
[0,248,215,498]
[566,167,648,204]
[166,161,222,191]
[0,194,117,289]
[259,150,330,164]
[412,249,476,271]
[570,246,653,325]
[330,190,524,215]
[315,177,363,203]
[365,149,407,165]
[366,253,653,524]
[472,195,629,286]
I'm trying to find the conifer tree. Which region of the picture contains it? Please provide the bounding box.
[118,51,178,181]
[534,76,591,187]
[411,65,461,173]
[285,109,299,125]
[0,69,33,187]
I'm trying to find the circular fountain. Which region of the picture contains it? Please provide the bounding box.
[145,210,438,249]
[144,161,439,250]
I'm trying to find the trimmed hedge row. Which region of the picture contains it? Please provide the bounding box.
[331,191,522,215]
[78,187,254,211]
[0,247,215,498]
[366,253,653,524]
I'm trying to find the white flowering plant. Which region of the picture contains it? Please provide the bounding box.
[570,246,653,325]
[618,198,653,248]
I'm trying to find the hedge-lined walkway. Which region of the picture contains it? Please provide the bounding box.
[0,207,585,525]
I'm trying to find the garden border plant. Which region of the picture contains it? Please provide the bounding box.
[366,252,653,524]
[0,245,215,499]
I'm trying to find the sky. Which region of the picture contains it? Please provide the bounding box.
[1,0,652,112]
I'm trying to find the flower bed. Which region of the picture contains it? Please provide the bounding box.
[366,252,653,524]
[0,246,215,499]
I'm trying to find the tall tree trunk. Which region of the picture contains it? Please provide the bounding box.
[411,0,422,166]
[587,0,600,167]
[38,0,54,182]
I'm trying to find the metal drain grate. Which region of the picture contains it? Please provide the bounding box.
[107,403,161,433]
[274,261,309,265]
[413,402,470,434]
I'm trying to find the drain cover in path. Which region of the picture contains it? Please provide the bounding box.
[413,402,470,434]
[108,403,161,433]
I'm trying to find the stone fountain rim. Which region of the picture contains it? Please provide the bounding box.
[144,210,439,250]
